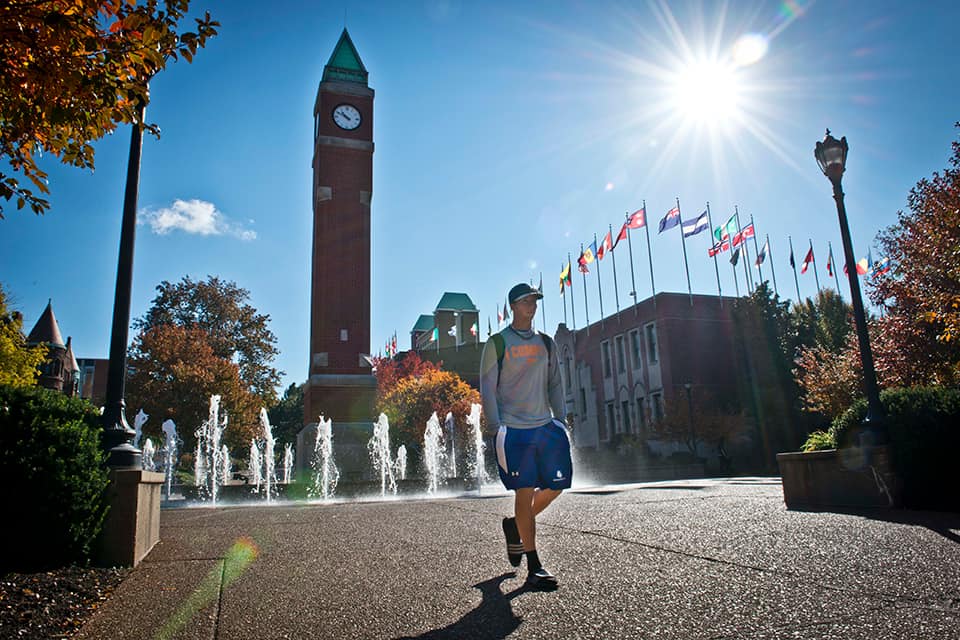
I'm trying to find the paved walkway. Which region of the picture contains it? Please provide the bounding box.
[78,478,960,639]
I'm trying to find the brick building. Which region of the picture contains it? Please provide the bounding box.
[26,300,79,397]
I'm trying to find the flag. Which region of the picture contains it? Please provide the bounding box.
[497,307,503,324]
[755,240,769,267]
[538,273,543,295]
[487,317,492,337]
[659,206,681,233]
[714,214,737,242]
[801,246,814,274]
[391,334,397,355]
[873,256,890,275]
[560,261,572,294]
[856,257,869,275]
[682,210,710,237]
[599,230,613,259]
[583,240,597,264]
[577,251,589,273]
[826,247,835,277]
[431,327,439,342]
[502,301,510,322]
[789,247,796,269]
[614,223,628,248]
[448,325,456,337]
[730,246,741,266]
[732,231,746,248]
[470,322,477,337]
[627,208,646,229]
[740,222,755,240]
[867,250,875,274]
[708,240,729,257]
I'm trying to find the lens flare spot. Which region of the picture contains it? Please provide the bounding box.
[604,182,615,191]
[732,33,768,67]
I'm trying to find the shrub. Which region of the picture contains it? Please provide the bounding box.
[0,385,110,570]
[829,386,960,510]
[801,430,836,452]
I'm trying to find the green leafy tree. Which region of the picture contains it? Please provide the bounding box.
[0,284,46,387]
[0,0,218,217]
[134,276,282,404]
[267,382,304,447]
[868,124,960,386]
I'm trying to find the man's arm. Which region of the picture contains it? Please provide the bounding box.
[479,338,501,433]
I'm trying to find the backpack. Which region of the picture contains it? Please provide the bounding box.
[490,330,553,386]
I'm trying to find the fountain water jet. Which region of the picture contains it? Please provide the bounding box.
[368,413,397,496]
[394,445,407,481]
[423,412,448,494]
[132,409,148,449]
[466,403,488,487]
[282,443,294,484]
[194,395,228,504]
[259,408,277,503]
[141,438,156,471]
[161,419,178,500]
[311,416,339,499]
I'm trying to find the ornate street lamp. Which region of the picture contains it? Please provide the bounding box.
[814,130,885,443]
[101,100,147,468]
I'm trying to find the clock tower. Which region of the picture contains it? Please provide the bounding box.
[302,29,376,463]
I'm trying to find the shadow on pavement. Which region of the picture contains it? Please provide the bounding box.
[394,572,530,640]
[794,505,960,545]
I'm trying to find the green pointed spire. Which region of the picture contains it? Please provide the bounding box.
[322,29,368,85]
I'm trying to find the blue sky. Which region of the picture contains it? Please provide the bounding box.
[3,0,959,394]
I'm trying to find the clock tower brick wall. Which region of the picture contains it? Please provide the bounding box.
[303,75,377,426]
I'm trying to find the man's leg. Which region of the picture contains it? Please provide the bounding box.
[514,487,536,553]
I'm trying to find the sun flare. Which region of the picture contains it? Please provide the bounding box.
[669,59,743,129]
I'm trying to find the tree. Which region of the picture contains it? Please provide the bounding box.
[868,124,960,386]
[267,382,304,447]
[651,388,747,459]
[372,351,440,411]
[134,276,281,404]
[0,284,46,387]
[378,369,481,455]
[125,323,260,455]
[0,0,218,217]
[791,289,853,356]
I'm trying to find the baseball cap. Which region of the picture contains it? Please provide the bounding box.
[508,283,543,304]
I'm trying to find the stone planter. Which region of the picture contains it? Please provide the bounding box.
[776,446,901,510]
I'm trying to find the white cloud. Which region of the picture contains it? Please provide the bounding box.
[139,199,257,241]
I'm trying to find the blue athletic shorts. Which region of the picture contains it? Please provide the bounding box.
[496,419,573,490]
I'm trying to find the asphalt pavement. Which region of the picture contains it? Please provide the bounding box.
[76,477,960,639]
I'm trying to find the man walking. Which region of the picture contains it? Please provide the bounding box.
[480,282,572,590]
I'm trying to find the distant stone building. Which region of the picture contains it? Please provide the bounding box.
[409,292,482,389]
[26,300,79,397]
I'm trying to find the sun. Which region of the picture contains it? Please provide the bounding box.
[668,58,744,129]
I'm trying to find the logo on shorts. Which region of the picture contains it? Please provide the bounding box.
[554,470,564,481]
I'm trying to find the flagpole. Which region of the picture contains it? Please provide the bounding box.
[539,272,546,333]
[676,198,693,306]
[750,214,764,286]
[829,241,842,294]
[594,233,605,327]
[609,224,621,318]
[767,234,779,297]
[734,206,753,292]
[643,199,657,310]
[706,202,722,306]
[730,250,740,297]
[789,235,801,301]
[561,264,569,327]
[579,243,590,333]
[809,239,822,292]
[625,212,639,316]
[568,253,577,330]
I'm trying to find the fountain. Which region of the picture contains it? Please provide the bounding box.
[259,408,277,503]
[161,419,178,500]
[249,440,262,493]
[311,415,339,499]
[466,403,488,486]
[394,445,407,481]
[282,443,294,484]
[132,409,148,448]
[193,395,228,504]
[141,438,156,471]
[368,413,397,496]
[423,412,448,494]
[445,412,457,478]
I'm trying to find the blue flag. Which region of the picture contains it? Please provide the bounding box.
[659,207,681,233]
[682,210,709,237]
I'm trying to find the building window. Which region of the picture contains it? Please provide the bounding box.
[645,323,659,364]
[564,357,572,392]
[615,335,626,374]
[651,392,664,422]
[630,329,642,369]
[621,400,631,434]
[636,396,647,432]
[601,341,612,378]
[603,403,614,441]
[579,387,587,414]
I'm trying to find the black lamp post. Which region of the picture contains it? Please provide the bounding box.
[100,101,147,469]
[814,129,886,443]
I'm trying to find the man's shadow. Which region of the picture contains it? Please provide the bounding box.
[394,572,530,640]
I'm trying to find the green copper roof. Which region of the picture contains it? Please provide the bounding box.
[412,314,435,333]
[435,292,478,313]
[322,29,368,85]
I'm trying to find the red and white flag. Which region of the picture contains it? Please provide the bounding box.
[626,208,646,229]
[800,246,815,274]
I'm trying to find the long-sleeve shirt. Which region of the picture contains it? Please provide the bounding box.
[479,326,565,430]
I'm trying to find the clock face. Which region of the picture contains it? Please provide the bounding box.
[332,104,362,130]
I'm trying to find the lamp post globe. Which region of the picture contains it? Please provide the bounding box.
[814,129,885,444]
